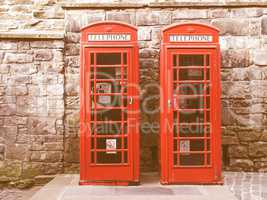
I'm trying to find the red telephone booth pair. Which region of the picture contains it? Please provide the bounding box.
[80,21,222,185]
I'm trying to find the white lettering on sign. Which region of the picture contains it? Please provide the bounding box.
[88,34,131,41]
[170,35,213,42]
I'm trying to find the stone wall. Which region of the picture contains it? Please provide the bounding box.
[1,1,267,186]
[63,4,267,172]
[0,38,65,187]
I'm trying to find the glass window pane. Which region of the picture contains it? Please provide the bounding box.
[96,151,122,164]
[90,53,94,65]
[179,68,204,80]
[176,83,210,95]
[123,52,127,65]
[179,55,204,66]
[124,151,128,163]
[179,124,206,137]
[96,53,121,65]
[180,154,204,166]
[91,123,127,135]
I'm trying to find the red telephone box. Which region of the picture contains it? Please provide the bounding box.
[80,21,139,185]
[160,22,222,184]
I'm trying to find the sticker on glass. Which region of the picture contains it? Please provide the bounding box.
[106,139,117,154]
[96,83,111,105]
[180,140,190,153]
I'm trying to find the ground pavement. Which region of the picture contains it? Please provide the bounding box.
[0,172,266,200]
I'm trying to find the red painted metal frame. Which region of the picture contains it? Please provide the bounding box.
[80,21,139,185]
[160,22,222,184]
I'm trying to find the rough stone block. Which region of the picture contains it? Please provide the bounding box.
[222,136,239,145]
[10,63,37,75]
[252,50,267,66]
[22,161,62,179]
[222,81,250,99]
[250,80,267,98]
[237,131,262,142]
[106,11,136,24]
[65,32,80,43]
[0,41,17,50]
[15,85,28,95]
[0,64,10,74]
[5,144,30,161]
[52,49,64,62]
[136,10,171,26]
[139,48,159,59]
[230,159,254,171]
[65,56,79,68]
[0,160,22,177]
[212,19,249,36]
[18,41,30,50]
[249,19,261,36]
[3,53,33,64]
[64,137,79,163]
[65,96,79,109]
[249,142,267,157]
[65,76,79,96]
[47,84,64,96]
[229,145,248,158]
[0,104,16,116]
[66,11,105,32]
[151,27,161,48]
[33,5,64,19]
[0,145,5,153]
[262,16,267,35]
[173,9,208,19]
[210,9,229,18]
[231,8,263,18]
[30,151,63,162]
[34,175,55,186]
[222,49,250,68]
[221,105,237,126]
[138,26,151,41]
[65,44,80,56]
[34,49,53,61]
[229,36,262,49]
[28,117,56,135]
[232,68,249,81]
[30,40,64,49]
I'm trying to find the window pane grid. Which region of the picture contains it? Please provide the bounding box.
[90,51,129,165]
[173,53,211,167]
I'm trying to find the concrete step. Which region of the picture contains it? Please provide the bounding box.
[30,174,238,200]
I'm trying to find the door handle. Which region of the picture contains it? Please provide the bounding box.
[129,97,133,105]
[168,99,172,108]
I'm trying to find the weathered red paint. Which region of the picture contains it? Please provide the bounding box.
[80,21,140,185]
[160,22,222,184]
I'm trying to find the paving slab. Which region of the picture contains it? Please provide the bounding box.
[30,174,238,200]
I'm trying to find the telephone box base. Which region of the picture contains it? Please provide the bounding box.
[160,179,224,185]
[79,180,140,186]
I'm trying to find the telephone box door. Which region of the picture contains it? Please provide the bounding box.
[167,48,220,183]
[80,22,139,185]
[160,23,222,184]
